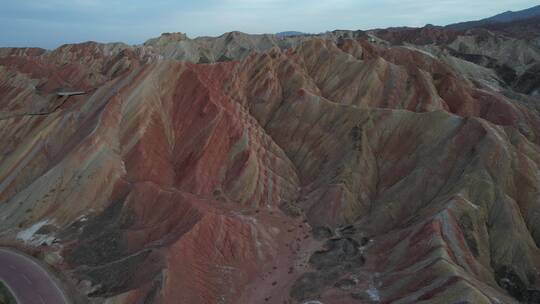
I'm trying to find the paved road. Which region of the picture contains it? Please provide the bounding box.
[0,249,68,304]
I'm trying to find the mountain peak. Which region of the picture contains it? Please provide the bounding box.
[447,4,540,30]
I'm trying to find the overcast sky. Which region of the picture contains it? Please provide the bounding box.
[1,0,538,49]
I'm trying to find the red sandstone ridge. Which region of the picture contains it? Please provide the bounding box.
[1,26,540,304]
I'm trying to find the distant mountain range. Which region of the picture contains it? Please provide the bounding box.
[275,31,307,37]
[278,5,540,39]
[447,4,540,30]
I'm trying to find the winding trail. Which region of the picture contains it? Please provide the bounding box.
[0,248,68,304]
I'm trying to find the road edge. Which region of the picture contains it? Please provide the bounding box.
[0,248,71,304]
[0,279,21,304]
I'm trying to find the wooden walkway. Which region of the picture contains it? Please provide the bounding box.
[56,91,86,97]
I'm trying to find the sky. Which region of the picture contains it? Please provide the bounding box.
[1,0,539,49]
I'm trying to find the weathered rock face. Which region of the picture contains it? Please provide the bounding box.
[371,22,540,97]
[143,31,304,63]
[1,27,540,304]
[371,26,460,46]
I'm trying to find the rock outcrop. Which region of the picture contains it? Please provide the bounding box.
[1,26,540,304]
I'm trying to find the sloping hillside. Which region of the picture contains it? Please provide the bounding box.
[447,5,540,30]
